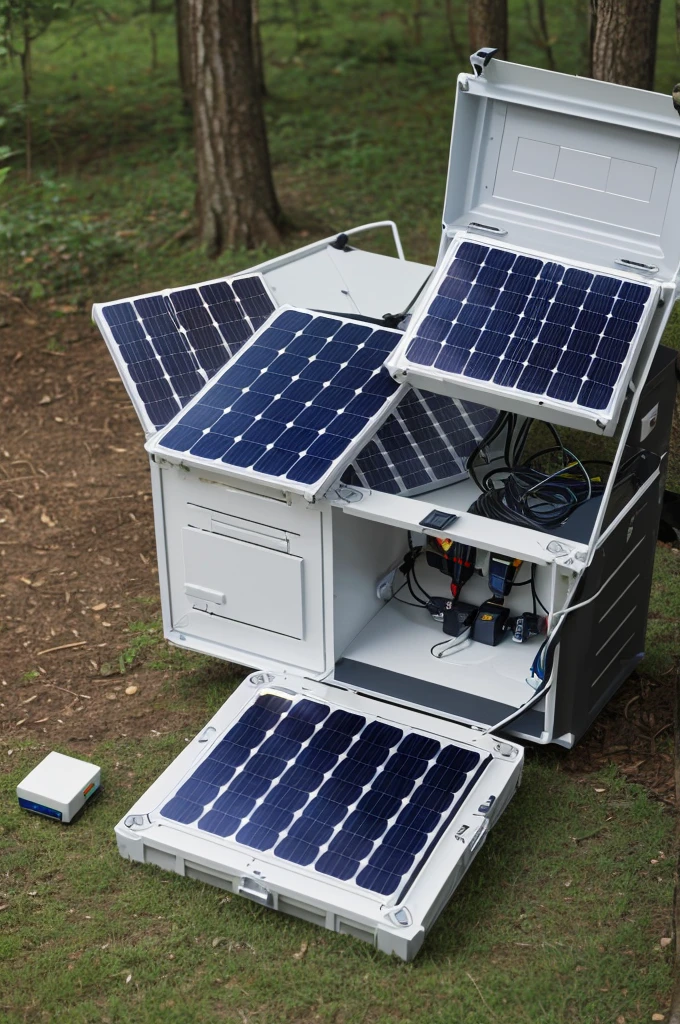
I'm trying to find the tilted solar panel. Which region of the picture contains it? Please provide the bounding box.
[344,388,498,495]
[149,306,405,497]
[159,691,490,897]
[93,273,276,433]
[387,239,658,433]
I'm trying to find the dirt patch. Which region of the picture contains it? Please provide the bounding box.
[0,293,210,754]
[0,292,675,807]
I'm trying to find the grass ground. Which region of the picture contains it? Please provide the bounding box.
[0,745,674,1024]
[0,1,679,1021]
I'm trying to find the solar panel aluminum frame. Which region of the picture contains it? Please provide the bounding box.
[92,272,277,437]
[115,671,523,961]
[385,233,660,436]
[147,305,407,502]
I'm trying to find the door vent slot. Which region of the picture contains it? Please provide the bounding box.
[337,920,376,945]
[185,863,235,892]
[144,846,176,871]
[278,896,327,927]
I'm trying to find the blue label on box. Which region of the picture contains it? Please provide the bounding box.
[19,798,62,820]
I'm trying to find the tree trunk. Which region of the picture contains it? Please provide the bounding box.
[251,0,267,98]
[468,0,507,60]
[175,0,193,112]
[590,0,660,90]
[190,0,282,255]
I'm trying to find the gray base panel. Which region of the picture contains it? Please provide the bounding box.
[333,659,545,738]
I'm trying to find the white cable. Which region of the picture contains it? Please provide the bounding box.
[481,680,553,736]
[430,628,471,659]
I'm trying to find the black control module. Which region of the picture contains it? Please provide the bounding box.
[472,602,510,646]
[443,600,477,637]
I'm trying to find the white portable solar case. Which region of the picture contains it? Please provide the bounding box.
[112,57,680,960]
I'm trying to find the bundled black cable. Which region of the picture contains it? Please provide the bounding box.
[467,412,609,530]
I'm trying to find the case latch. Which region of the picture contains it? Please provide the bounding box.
[238,877,273,907]
[469,47,498,77]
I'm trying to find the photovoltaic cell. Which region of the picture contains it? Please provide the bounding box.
[158,692,489,897]
[152,307,404,494]
[397,241,654,419]
[95,273,276,431]
[343,387,498,495]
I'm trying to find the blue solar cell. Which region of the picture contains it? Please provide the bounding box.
[191,757,236,788]
[262,785,309,813]
[464,352,499,380]
[548,373,582,403]
[161,795,203,824]
[344,810,389,841]
[383,823,428,855]
[235,823,280,850]
[327,830,373,860]
[332,758,376,788]
[175,777,220,805]
[248,804,295,832]
[356,865,401,895]
[198,810,241,837]
[303,797,349,827]
[211,741,252,768]
[212,791,256,818]
[437,746,480,772]
[314,851,359,879]
[435,346,470,374]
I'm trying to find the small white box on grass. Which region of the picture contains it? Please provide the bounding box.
[17,751,100,823]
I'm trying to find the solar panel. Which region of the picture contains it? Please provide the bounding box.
[93,273,277,433]
[387,240,658,433]
[149,306,405,497]
[159,692,490,897]
[343,388,498,495]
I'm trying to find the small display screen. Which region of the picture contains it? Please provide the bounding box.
[419,509,459,530]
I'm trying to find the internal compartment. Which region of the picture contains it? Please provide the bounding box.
[330,497,561,732]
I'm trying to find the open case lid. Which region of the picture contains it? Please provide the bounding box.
[438,55,680,281]
[385,57,680,435]
[116,671,523,960]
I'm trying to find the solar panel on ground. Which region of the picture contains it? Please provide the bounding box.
[344,388,498,495]
[152,307,405,495]
[393,241,655,426]
[95,273,276,432]
[159,692,489,897]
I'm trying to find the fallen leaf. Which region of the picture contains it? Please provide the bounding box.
[125,973,132,984]
[38,395,52,405]
[0,904,8,911]
[105,693,117,701]
[212,937,227,948]
[593,787,606,793]
[652,1014,665,1021]
[617,1017,625,1024]
[660,937,671,948]
[21,694,37,704]
[40,510,57,528]
[292,941,308,960]
[125,685,138,696]
[19,577,32,586]
[28,891,37,896]
[91,602,107,612]
[564,879,572,888]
